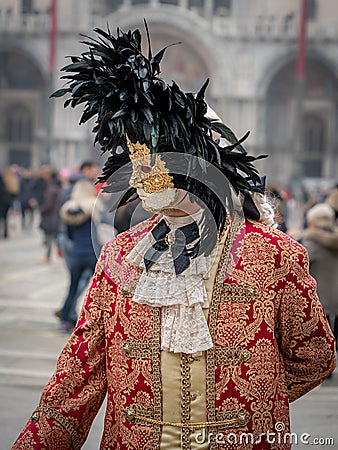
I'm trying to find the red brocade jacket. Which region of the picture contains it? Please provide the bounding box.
[13,217,336,450]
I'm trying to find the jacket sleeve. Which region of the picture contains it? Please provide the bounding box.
[301,238,319,264]
[276,241,336,403]
[12,252,109,449]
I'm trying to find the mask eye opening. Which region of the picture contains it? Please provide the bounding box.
[141,165,152,173]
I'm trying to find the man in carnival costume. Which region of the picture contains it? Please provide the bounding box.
[13,22,336,450]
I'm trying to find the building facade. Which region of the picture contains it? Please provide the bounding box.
[0,0,338,184]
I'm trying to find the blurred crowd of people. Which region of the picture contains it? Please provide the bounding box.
[0,162,151,243]
[0,162,114,333]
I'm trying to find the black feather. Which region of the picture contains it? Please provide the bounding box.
[51,21,267,235]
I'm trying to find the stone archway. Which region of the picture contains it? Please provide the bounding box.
[265,55,338,180]
[0,49,45,168]
[303,113,325,177]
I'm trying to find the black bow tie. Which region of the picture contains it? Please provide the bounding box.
[144,219,200,276]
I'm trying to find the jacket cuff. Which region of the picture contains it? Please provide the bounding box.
[32,405,81,450]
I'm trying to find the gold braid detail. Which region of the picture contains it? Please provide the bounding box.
[150,307,162,448]
[31,405,81,450]
[181,352,192,449]
[207,215,236,450]
[128,413,245,429]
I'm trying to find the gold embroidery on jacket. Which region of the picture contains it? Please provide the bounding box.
[152,308,162,449]
[125,404,156,424]
[216,213,245,283]
[123,338,157,359]
[206,215,254,450]
[215,347,251,366]
[121,279,141,298]
[119,305,162,448]
[181,353,192,449]
[101,216,159,288]
[15,216,335,449]
[109,218,334,447]
[221,284,258,302]
[149,306,162,448]
[34,405,81,450]
[215,408,250,427]
[97,218,163,449]
[207,218,236,450]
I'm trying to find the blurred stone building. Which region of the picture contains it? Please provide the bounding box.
[0,0,338,184]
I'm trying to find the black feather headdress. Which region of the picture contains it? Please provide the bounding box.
[51,20,266,247]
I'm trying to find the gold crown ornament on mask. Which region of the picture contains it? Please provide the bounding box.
[126,135,175,194]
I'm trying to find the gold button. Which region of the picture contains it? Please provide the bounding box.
[125,406,136,423]
[31,411,39,423]
[237,410,249,425]
[241,349,251,362]
[123,341,131,356]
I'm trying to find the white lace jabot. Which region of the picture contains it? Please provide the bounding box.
[126,210,214,355]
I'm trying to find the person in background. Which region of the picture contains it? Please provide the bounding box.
[55,162,101,324]
[55,180,103,333]
[326,183,338,222]
[30,165,51,211]
[56,171,83,252]
[55,160,99,227]
[0,166,20,238]
[302,203,338,349]
[0,171,12,239]
[19,168,37,231]
[38,167,61,263]
[78,160,99,183]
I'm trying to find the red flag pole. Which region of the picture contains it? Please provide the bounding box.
[296,0,308,81]
[45,0,58,165]
[293,0,308,176]
[49,0,57,73]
